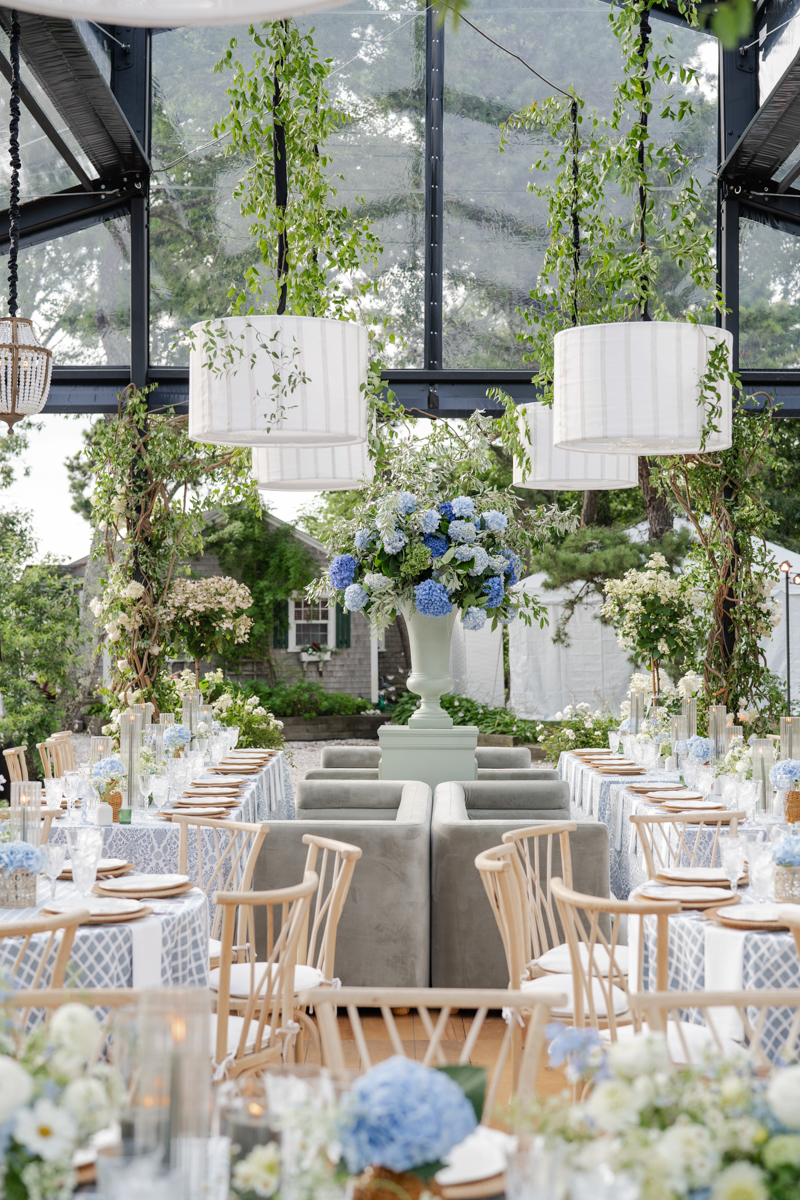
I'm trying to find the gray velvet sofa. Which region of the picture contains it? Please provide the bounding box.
[430,780,609,988]
[309,744,557,783]
[254,779,432,986]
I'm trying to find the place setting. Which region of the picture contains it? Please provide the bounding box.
[42,895,154,926]
[93,872,196,900]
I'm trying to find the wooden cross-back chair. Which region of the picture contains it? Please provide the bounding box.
[172,814,269,969]
[302,985,568,1118]
[549,877,680,1038]
[630,810,746,880]
[499,822,577,968]
[210,871,318,1080]
[631,988,800,1068]
[36,742,58,780]
[5,987,142,1059]
[475,844,530,990]
[297,833,361,984]
[49,733,75,775]
[3,746,27,783]
[0,911,86,1021]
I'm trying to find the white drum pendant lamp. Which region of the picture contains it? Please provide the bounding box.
[189,314,369,448]
[512,402,638,490]
[553,321,733,455]
[8,0,348,27]
[253,440,374,492]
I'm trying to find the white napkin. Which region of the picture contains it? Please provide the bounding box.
[130,914,163,988]
[704,923,746,1040]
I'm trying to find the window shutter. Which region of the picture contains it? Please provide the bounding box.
[273,599,289,649]
[335,603,351,649]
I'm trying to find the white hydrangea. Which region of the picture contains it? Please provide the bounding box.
[49,1005,102,1078]
[363,573,394,594]
[0,1055,33,1122]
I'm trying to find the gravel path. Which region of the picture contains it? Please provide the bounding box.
[285,739,378,793]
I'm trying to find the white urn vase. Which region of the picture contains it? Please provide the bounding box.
[402,606,457,729]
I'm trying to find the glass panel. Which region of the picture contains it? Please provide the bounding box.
[296,623,329,643]
[442,0,718,367]
[740,215,800,369]
[294,599,328,622]
[759,0,800,103]
[6,217,131,365]
[150,5,425,366]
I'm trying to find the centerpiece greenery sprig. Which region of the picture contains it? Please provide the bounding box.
[311,414,578,633]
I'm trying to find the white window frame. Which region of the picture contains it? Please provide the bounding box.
[287,592,336,652]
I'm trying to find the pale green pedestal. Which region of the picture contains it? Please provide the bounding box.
[378,724,479,791]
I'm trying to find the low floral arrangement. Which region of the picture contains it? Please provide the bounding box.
[309,414,576,633]
[537,704,621,760]
[209,689,284,753]
[720,737,752,779]
[525,1024,800,1200]
[0,1002,122,1200]
[89,757,126,797]
[0,842,45,876]
[770,760,800,793]
[686,734,710,761]
[164,725,191,754]
[774,835,800,868]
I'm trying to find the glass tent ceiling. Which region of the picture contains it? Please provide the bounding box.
[0,0,797,417]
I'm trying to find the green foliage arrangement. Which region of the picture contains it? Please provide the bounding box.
[534,705,622,761]
[167,668,286,751]
[240,679,374,720]
[0,511,80,778]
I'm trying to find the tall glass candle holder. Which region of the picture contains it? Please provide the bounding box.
[181,696,194,736]
[11,781,43,844]
[119,712,142,811]
[630,691,645,735]
[708,705,728,760]
[158,712,175,728]
[152,724,165,768]
[781,716,800,760]
[681,696,698,739]
[144,702,154,727]
[90,735,114,765]
[671,715,689,756]
[752,739,774,814]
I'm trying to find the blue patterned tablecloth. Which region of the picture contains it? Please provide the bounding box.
[48,752,294,877]
[0,879,209,991]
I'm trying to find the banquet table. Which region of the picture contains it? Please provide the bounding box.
[47,751,294,877]
[0,879,210,990]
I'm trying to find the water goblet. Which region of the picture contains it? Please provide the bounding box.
[641,742,658,772]
[696,766,715,800]
[151,775,170,814]
[682,757,699,788]
[720,835,746,894]
[41,843,66,900]
[720,775,739,808]
[63,770,80,820]
[139,772,152,807]
[44,777,63,811]
[228,725,240,750]
[748,839,775,901]
[608,732,620,754]
[71,848,99,899]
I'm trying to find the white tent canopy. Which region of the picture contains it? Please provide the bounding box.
[449,612,505,709]
[508,534,799,720]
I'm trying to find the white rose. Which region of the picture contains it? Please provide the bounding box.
[0,1055,34,1122]
[116,659,128,672]
[657,1121,719,1189]
[49,1005,101,1076]
[62,1077,109,1137]
[607,1031,669,1079]
[583,1079,641,1133]
[564,729,575,740]
[768,1065,800,1128]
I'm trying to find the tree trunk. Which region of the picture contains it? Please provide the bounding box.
[638,456,674,541]
[581,490,598,526]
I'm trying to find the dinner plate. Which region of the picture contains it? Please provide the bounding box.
[657,867,737,884]
[206,771,250,780]
[99,873,190,892]
[44,897,144,917]
[648,790,704,801]
[177,794,239,804]
[640,883,737,903]
[436,1127,516,1188]
[166,808,230,819]
[706,903,787,930]
[660,800,727,811]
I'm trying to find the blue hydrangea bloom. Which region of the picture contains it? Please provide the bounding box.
[164,726,190,751]
[775,836,800,867]
[0,841,45,876]
[337,1056,477,1174]
[546,1023,604,1078]
[498,549,522,586]
[330,554,358,589]
[383,529,408,555]
[354,528,372,553]
[423,533,448,559]
[420,509,441,535]
[771,760,800,789]
[468,546,490,575]
[462,606,487,632]
[499,610,518,625]
[396,491,418,516]
[483,576,505,608]
[448,520,477,544]
[91,756,126,780]
[454,545,474,562]
[344,583,369,611]
[439,501,455,521]
[451,496,475,519]
[415,579,452,618]
[687,734,710,760]
[481,510,508,534]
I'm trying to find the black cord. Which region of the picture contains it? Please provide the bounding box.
[638,3,651,322]
[447,4,571,99]
[570,99,580,328]
[274,19,289,316]
[8,9,20,319]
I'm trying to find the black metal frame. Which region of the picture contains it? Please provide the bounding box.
[0,3,796,417]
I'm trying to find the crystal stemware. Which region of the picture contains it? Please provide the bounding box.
[63,770,80,820]
[151,775,170,814]
[720,835,746,894]
[228,725,240,751]
[608,732,620,754]
[41,843,66,900]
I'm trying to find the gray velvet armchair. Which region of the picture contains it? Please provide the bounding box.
[254,779,432,986]
[431,780,609,988]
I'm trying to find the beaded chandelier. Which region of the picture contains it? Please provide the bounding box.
[0,10,51,435]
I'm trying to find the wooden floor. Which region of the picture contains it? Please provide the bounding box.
[299,1008,569,1108]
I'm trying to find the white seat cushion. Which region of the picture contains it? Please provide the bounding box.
[535,943,630,977]
[209,938,222,959]
[210,1013,268,1057]
[522,973,629,1018]
[209,962,324,997]
[601,1020,739,1065]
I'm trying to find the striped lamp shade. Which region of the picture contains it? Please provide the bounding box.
[189,315,368,447]
[512,402,638,490]
[7,0,348,26]
[253,441,374,491]
[553,321,733,455]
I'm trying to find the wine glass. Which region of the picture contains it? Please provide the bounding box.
[63,771,80,821]
[41,843,66,900]
[44,777,62,811]
[228,725,240,751]
[150,775,170,815]
[720,835,746,894]
[608,732,620,754]
[139,772,152,810]
[696,766,715,801]
[748,839,775,901]
[71,848,99,899]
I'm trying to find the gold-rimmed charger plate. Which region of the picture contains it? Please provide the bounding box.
[59,859,134,880]
[639,884,741,911]
[43,897,153,926]
[94,881,194,900]
[656,869,748,888]
[598,766,645,775]
[706,903,788,932]
[164,808,230,820]
[628,783,685,794]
